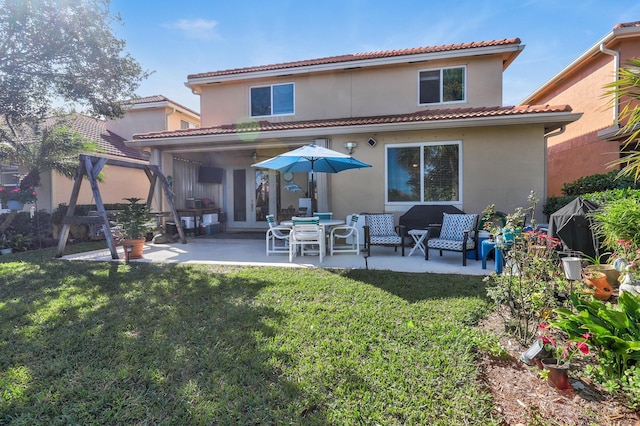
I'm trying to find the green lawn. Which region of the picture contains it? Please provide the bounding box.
[0,248,502,425]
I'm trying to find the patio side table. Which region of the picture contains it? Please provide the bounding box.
[407,229,429,257]
[482,239,508,274]
[482,239,505,273]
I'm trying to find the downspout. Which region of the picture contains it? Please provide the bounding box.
[155,107,176,212]
[600,43,620,125]
[544,126,566,205]
[166,107,176,130]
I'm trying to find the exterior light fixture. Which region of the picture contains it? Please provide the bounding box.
[344,141,357,154]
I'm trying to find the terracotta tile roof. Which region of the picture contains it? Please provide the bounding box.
[133,104,572,140]
[614,21,640,29]
[64,114,149,161]
[188,38,521,79]
[122,94,200,117]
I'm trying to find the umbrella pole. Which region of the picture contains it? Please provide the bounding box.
[310,171,317,214]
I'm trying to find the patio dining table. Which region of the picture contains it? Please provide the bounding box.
[281,218,345,232]
[281,219,345,256]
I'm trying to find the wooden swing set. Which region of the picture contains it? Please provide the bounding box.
[55,154,186,259]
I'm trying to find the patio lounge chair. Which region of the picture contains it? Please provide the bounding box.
[425,213,479,266]
[265,214,291,255]
[363,213,405,257]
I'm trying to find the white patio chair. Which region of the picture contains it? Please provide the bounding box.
[329,214,360,255]
[265,214,291,255]
[313,212,333,221]
[289,216,324,263]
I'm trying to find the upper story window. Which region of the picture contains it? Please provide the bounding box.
[418,66,465,105]
[250,83,294,117]
[386,142,461,204]
[180,120,197,129]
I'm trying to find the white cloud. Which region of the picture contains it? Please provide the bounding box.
[164,18,220,40]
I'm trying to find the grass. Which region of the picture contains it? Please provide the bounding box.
[0,246,503,425]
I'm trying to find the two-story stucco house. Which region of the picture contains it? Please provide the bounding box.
[128,39,580,231]
[522,21,640,196]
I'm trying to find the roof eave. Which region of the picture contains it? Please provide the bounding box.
[598,122,640,141]
[186,44,524,90]
[126,111,582,151]
[123,100,201,120]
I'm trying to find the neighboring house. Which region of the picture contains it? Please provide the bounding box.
[522,21,640,196]
[127,39,580,231]
[0,95,200,212]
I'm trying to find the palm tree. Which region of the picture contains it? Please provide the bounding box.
[604,58,640,181]
[0,114,97,232]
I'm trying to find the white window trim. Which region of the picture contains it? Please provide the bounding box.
[249,82,295,118]
[417,65,467,106]
[384,141,463,206]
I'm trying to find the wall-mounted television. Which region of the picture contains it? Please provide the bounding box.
[198,166,224,184]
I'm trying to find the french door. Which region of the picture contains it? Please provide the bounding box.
[227,167,276,229]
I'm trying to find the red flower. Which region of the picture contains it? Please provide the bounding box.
[576,341,589,355]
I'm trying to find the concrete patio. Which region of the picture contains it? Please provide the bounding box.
[62,233,491,276]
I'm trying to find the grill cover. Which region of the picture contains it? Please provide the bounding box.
[399,205,464,237]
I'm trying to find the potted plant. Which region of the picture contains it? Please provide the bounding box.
[536,323,590,390]
[10,234,33,252]
[115,197,153,260]
[0,234,11,255]
[0,184,37,211]
[582,269,613,300]
[582,252,620,289]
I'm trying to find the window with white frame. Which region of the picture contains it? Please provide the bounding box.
[386,142,461,203]
[180,120,197,129]
[250,83,294,117]
[419,66,465,105]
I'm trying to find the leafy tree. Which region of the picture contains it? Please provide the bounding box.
[0,0,150,125]
[0,0,149,230]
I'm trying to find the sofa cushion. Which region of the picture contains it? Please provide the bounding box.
[439,213,477,241]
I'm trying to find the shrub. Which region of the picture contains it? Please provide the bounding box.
[484,193,570,343]
[590,197,640,252]
[584,188,640,205]
[561,170,640,196]
[552,292,640,379]
[542,195,577,220]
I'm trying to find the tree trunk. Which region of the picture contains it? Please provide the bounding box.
[0,210,18,234]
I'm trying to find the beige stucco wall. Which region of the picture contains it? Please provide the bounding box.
[198,56,504,127]
[326,124,545,223]
[167,109,200,130]
[50,165,149,209]
[106,103,200,140]
[106,108,168,141]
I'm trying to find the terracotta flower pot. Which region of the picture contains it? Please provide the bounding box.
[583,271,613,300]
[541,358,571,390]
[121,238,146,260]
[585,264,620,289]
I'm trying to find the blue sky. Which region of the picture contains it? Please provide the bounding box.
[109,0,640,113]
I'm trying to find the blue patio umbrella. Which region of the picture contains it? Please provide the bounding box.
[251,144,372,211]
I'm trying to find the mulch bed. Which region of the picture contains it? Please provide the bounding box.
[478,312,640,425]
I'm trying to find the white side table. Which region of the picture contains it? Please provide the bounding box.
[407,229,429,257]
